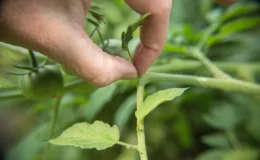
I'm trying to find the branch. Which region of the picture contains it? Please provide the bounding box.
[145,72,260,95]
[150,59,260,73]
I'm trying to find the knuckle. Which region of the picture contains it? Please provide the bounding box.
[150,0,172,14]
[159,0,172,13]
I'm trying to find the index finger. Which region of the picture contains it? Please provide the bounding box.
[125,0,172,74]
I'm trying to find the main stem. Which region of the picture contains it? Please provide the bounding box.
[136,80,148,160]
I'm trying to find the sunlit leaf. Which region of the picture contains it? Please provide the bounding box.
[135,88,187,120]
[222,3,260,22]
[202,133,230,148]
[49,121,120,150]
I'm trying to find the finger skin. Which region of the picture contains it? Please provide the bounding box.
[125,0,172,74]
[0,0,137,87]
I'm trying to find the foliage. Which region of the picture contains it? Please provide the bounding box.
[0,0,260,160]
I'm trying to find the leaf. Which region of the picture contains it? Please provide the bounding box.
[222,3,260,22]
[0,77,15,88]
[195,149,227,160]
[0,88,24,102]
[6,124,48,160]
[135,88,187,120]
[246,105,260,142]
[114,94,136,128]
[49,121,120,150]
[223,148,259,160]
[220,17,260,35]
[202,133,230,148]
[121,13,151,50]
[203,104,241,130]
[84,83,117,121]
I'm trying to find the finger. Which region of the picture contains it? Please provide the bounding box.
[45,26,138,87]
[2,14,137,87]
[125,0,172,74]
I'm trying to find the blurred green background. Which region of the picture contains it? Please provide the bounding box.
[0,0,260,160]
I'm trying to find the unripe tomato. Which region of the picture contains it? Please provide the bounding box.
[19,65,64,100]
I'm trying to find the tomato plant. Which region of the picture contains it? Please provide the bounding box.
[0,1,260,160]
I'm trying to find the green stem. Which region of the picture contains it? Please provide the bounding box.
[196,21,220,50]
[49,96,63,138]
[190,48,231,79]
[150,59,260,73]
[136,79,148,160]
[116,141,139,151]
[89,26,99,38]
[145,72,260,95]
[126,46,133,63]
[97,29,106,49]
[13,64,37,72]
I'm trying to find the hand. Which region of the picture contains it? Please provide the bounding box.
[0,0,172,86]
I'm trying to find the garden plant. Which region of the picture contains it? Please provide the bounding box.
[0,0,260,160]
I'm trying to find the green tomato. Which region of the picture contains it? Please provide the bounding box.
[19,65,64,100]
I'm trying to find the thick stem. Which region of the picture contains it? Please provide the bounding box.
[136,80,148,160]
[196,21,220,50]
[190,48,231,79]
[49,96,63,138]
[145,72,260,95]
[149,59,260,73]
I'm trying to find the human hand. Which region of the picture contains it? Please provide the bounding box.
[0,0,171,87]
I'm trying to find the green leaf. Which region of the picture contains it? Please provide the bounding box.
[121,13,151,50]
[114,94,136,128]
[195,149,227,160]
[135,88,187,120]
[0,88,24,102]
[220,17,260,35]
[222,3,260,22]
[85,83,117,121]
[223,148,259,160]
[6,124,48,160]
[0,77,15,88]
[203,104,241,130]
[49,121,120,150]
[202,133,230,148]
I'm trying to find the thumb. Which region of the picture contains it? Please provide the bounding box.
[46,26,138,87]
[0,4,137,87]
[67,33,138,86]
